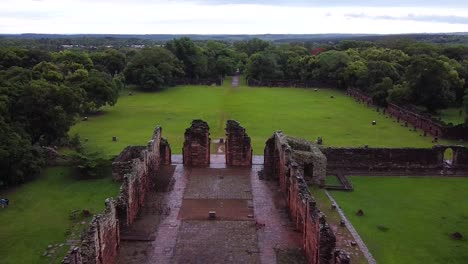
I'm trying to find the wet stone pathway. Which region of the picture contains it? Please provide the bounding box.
[119,155,304,264]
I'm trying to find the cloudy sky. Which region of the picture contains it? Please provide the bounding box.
[1,0,468,34]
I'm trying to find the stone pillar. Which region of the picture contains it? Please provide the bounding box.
[160,138,172,165]
[183,120,210,167]
[225,120,253,167]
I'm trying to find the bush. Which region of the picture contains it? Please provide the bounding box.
[70,150,108,179]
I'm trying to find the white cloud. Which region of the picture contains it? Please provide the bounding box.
[0,0,467,34]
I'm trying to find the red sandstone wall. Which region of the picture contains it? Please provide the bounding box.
[183,120,210,167]
[63,127,169,264]
[225,120,253,167]
[264,132,343,264]
[322,147,444,172]
[248,79,337,88]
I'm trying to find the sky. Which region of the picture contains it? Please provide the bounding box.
[1,0,468,34]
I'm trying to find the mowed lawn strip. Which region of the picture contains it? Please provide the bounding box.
[330,176,468,264]
[0,167,119,264]
[71,84,458,156]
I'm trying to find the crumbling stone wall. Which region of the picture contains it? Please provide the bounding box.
[225,120,253,167]
[63,127,170,264]
[112,146,146,181]
[453,146,468,169]
[322,146,468,175]
[347,88,468,140]
[248,79,337,88]
[183,120,210,167]
[264,132,347,264]
[174,78,223,86]
[322,147,443,173]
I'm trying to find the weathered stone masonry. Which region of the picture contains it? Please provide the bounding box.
[63,127,171,264]
[264,132,349,264]
[225,120,253,167]
[323,146,468,175]
[183,120,210,167]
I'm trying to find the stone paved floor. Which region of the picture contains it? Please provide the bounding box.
[119,155,305,264]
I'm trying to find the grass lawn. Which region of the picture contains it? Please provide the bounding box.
[71,82,459,156]
[0,167,119,264]
[330,176,468,264]
[437,108,466,125]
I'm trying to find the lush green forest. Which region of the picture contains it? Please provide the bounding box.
[1,36,468,187]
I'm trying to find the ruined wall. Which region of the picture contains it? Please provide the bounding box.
[322,147,443,173]
[63,127,170,264]
[183,120,210,167]
[347,88,468,140]
[453,146,468,169]
[174,78,223,86]
[264,132,348,264]
[225,120,253,167]
[322,146,468,174]
[112,146,146,181]
[248,79,337,88]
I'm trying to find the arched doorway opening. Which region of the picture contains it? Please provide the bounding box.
[443,148,454,166]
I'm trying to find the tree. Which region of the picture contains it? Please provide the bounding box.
[12,79,85,144]
[245,52,283,81]
[405,56,464,112]
[0,118,44,186]
[90,49,127,75]
[80,70,119,112]
[234,38,271,56]
[70,149,108,179]
[166,37,207,79]
[124,47,184,91]
[53,50,94,70]
[371,77,393,106]
[317,50,350,83]
[32,62,64,83]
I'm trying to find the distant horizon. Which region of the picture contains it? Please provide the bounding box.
[2,32,467,36]
[1,0,468,34]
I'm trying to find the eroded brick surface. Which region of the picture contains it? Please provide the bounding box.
[172,221,260,264]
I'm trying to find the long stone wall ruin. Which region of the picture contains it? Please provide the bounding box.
[264,132,349,264]
[63,127,170,264]
[322,146,468,175]
[183,120,210,167]
[248,79,337,89]
[225,120,253,167]
[347,88,468,140]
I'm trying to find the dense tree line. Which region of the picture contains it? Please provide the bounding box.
[243,39,468,116]
[0,48,122,186]
[1,37,468,187]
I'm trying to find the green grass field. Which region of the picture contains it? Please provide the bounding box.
[330,176,468,264]
[0,167,119,264]
[71,82,457,156]
[437,108,466,125]
[2,82,466,263]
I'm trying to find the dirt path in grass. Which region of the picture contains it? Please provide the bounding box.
[231,75,240,88]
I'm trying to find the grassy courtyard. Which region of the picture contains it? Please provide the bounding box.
[0,167,119,264]
[1,82,465,263]
[71,81,455,156]
[330,176,468,264]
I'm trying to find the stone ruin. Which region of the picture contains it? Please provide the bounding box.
[323,145,468,176]
[183,120,211,167]
[263,132,346,264]
[63,126,171,264]
[182,119,254,167]
[264,132,327,185]
[225,120,253,167]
